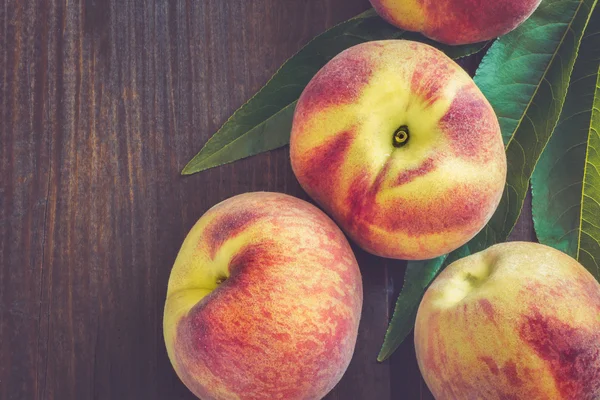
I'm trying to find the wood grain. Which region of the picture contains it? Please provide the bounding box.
[0,1,534,399]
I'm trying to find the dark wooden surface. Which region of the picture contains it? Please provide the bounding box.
[0,1,535,399]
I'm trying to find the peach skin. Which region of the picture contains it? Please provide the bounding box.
[370,0,542,45]
[415,242,600,399]
[163,192,363,400]
[290,40,506,260]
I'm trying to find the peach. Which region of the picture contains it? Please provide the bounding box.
[415,242,600,399]
[369,0,542,45]
[290,40,506,260]
[163,192,363,400]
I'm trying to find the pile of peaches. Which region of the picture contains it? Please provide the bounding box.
[163,1,600,399]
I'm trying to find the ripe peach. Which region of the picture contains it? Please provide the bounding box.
[369,0,542,45]
[163,192,363,400]
[290,40,506,260]
[415,242,600,399]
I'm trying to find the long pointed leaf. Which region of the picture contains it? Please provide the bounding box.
[182,9,487,175]
[376,257,446,363]
[531,7,600,279]
[379,0,598,361]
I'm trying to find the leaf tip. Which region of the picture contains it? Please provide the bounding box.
[181,156,206,176]
[377,329,398,363]
[376,351,389,363]
[180,164,196,176]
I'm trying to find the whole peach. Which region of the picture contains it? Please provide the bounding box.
[370,0,542,45]
[163,192,362,400]
[415,242,600,399]
[290,40,506,260]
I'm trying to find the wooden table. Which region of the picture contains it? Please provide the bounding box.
[0,1,535,398]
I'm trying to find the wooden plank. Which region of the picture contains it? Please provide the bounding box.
[1,1,53,399]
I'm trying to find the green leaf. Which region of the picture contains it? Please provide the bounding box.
[531,7,600,280]
[377,256,445,362]
[379,0,598,361]
[377,247,469,362]
[182,9,487,175]
[475,0,598,249]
